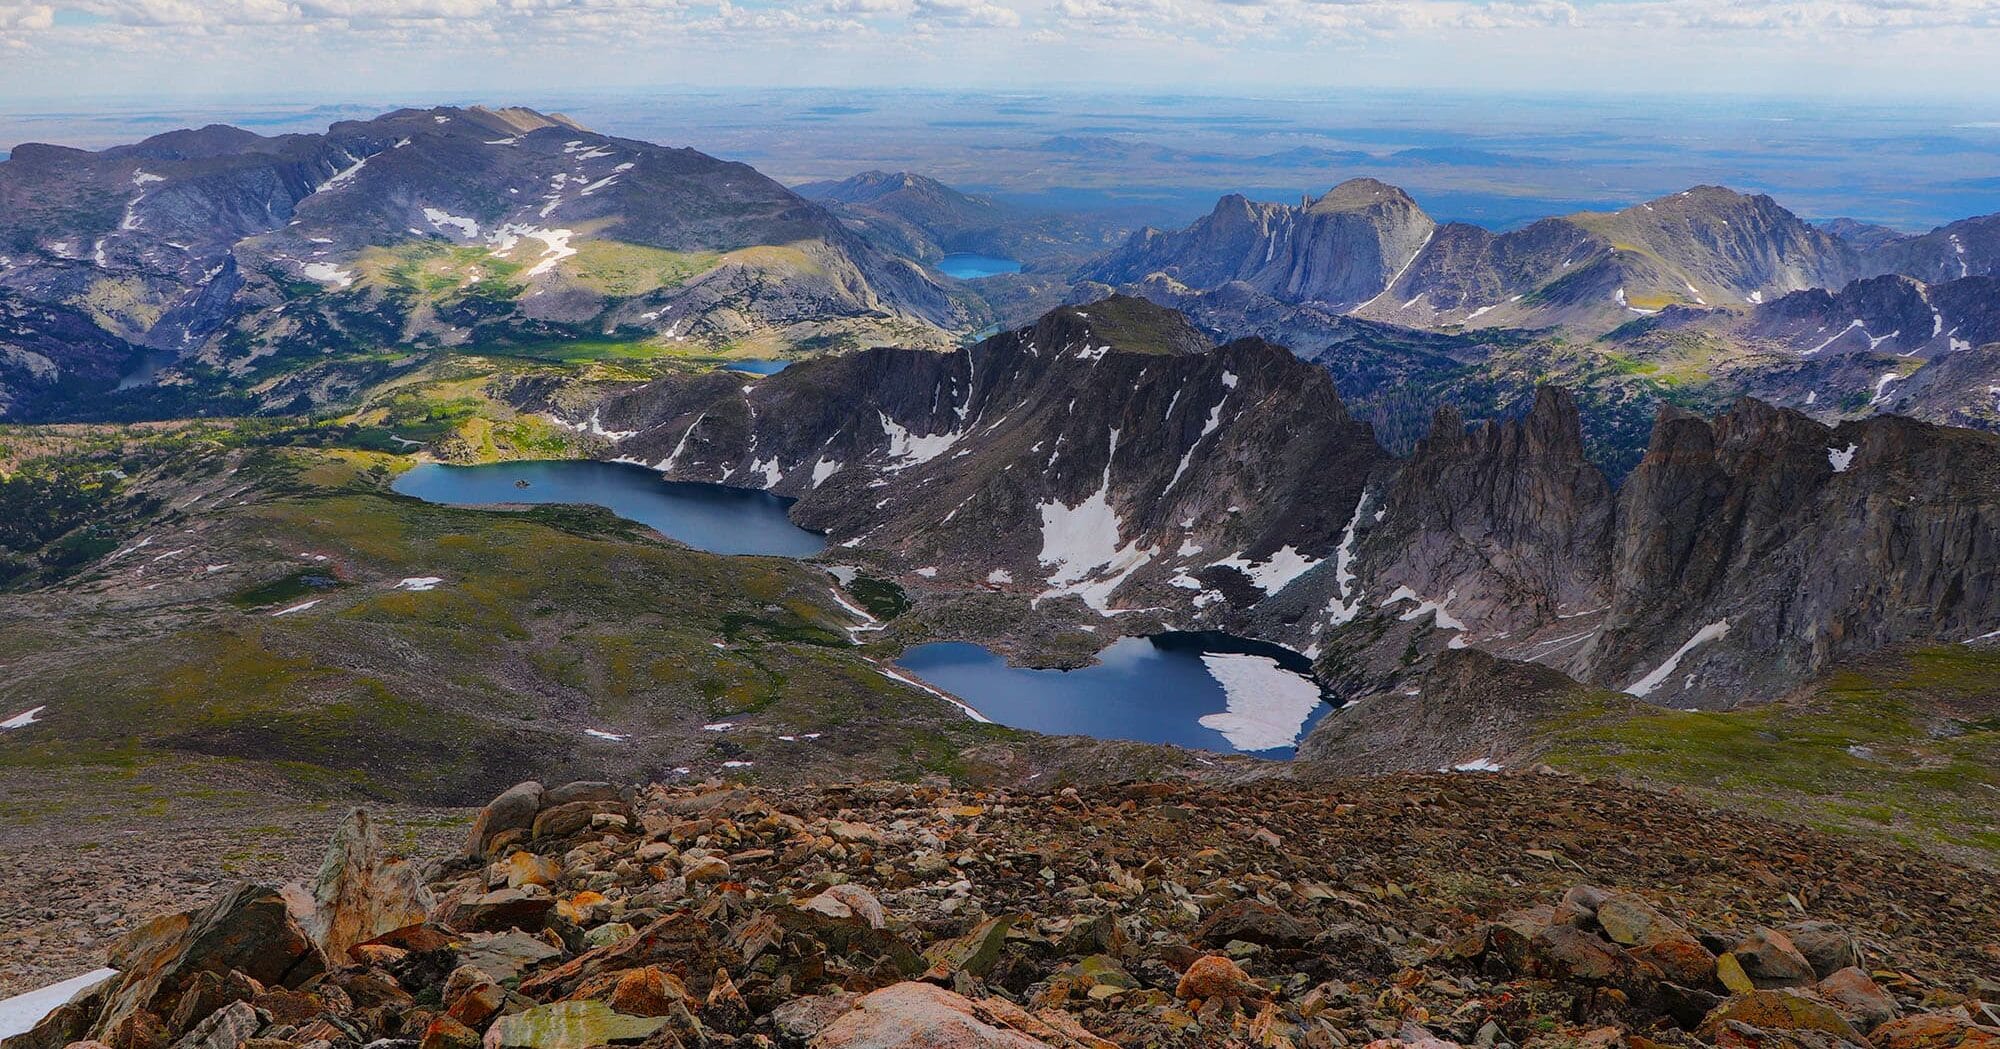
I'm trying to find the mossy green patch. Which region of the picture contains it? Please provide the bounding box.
[1546,646,2000,864]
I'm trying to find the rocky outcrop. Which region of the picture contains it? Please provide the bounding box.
[1282,385,2000,708]
[1087,179,1437,310]
[10,776,1999,1049]
[306,809,434,964]
[1574,398,2000,700]
[1360,386,1615,633]
[1095,182,1864,334]
[1296,647,1628,771]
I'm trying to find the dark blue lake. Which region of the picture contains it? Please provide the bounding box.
[935,253,1022,279]
[392,460,826,557]
[723,359,790,375]
[895,632,1330,757]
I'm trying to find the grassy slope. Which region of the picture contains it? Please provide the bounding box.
[1544,646,2000,864]
[0,446,1018,806]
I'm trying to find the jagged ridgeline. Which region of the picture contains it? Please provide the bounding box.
[0,105,963,420]
[531,295,2000,715]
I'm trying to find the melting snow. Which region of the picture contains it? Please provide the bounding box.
[1196,653,1325,751]
[878,666,992,723]
[300,263,355,289]
[314,153,368,193]
[1869,371,1904,406]
[394,577,444,591]
[1383,586,1466,632]
[702,722,735,732]
[878,411,961,469]
[1323,494,1371,626]
[422,208,480,239]
[1625,619,1730,697]
[1035,430,1158,613]
[1827,444,1858,472]
[547,409,637,442]
[585,729,628,742]
[1211,546,1321,596]
[0,969,120,1038]
[271,600,319,617]
[1449,757,1505,773]
[1804,319,1864,356]
[1,706,48,731]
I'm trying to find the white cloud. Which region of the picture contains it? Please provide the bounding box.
[1,0,1997,95]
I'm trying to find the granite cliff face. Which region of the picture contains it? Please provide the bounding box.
[1576,398,2000,699]
[1088,179,1437,311]
[1357,388,1616,636]
[1305,391,2000,709]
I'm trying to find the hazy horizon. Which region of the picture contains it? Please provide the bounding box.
[4,1,2000,104]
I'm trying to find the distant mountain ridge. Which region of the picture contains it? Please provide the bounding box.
[0,105,963,420]
[797,169,1130,266]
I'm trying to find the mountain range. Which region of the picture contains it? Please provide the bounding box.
[2,107,1996,853]
[0,106,961,421]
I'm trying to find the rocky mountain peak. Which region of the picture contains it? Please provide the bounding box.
[1307,176,1421,215]
[459,104,589,136]
[1030,294,1213,357]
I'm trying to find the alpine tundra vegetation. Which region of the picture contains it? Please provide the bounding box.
[4,10,2000,1041]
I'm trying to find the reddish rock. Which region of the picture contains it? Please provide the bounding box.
[1174,955,1268,1001]
[808,983,1052,1048]
[1816,967,1899,1031]
[1873,1014,2000,1049]
[465,782,545,858]
[1732,929,1819,988]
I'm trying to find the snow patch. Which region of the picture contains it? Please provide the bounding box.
[394,577,444,591]
[1196,653,1325,751]
[0,969,120,1038]
[986,568,1013,584]
[1,706,48,731]
[271,600,319,617]
[1211,546,1321,596]
[878,411,961,469]
[1625,619,1730,697]
[811,457,842,488]
[1827,444,1858,473]
[300,262,355,289]
[878,666,992,723]
[422,208,480,239]
[584,729,628,742]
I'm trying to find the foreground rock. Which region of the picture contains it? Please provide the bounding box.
[6,776,1997,1049]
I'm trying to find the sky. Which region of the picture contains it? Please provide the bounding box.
[1,0,1999,103]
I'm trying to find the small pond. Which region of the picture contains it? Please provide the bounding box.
[894,631,1331,758]
[935,253,1023,280]
[723,359,791,375]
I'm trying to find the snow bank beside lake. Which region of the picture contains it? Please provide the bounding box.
[1197,652,1324,752]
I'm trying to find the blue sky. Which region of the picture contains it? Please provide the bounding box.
[1,0,1998,102]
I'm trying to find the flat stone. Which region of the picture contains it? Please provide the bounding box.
[482,1001,667,1049]
[808,983,1050,1048]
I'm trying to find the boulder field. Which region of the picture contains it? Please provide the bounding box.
[5,774,1997,1049]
